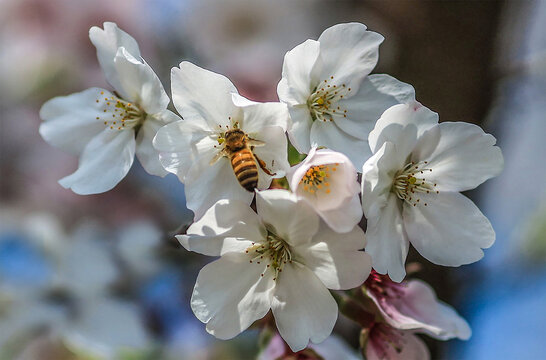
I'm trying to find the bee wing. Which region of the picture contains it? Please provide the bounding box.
[248,138,266,147]
[210,149,227,165]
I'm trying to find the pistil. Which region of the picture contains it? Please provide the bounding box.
[307,76,351,122]
[245,227,292,281]
[392,161,438,206]
[95,92,145,131]
[299,164,338,194]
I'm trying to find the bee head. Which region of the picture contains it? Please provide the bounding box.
[224,129,247,151]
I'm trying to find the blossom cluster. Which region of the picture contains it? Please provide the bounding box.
[39,21,503,359]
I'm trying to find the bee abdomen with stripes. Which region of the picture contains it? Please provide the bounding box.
[231,150,258,191]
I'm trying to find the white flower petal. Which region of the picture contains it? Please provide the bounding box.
[317,22,383,91]
[413,122,503,192]
[89,22,141,98]
[404,192,495,266]
[171,62,239,128]
[191,252,275,340]
[291,148,358,211]
[255,190,319,247]
[288,149,362,232]
[294,222,370,290]
[153,118,212,182]
[58,128,135,195]
[365,193,409,283]
[251,126,290,188]
[334,74,416,137]
[185,159,254,220]
[39,88,112,155]
[318,194,363,233]
[113,47,169,113]
[278,39,322,105]
[310,120,372,169]
[232,94,289,133]
[287,105,313,154]
[178,199,264,256]
[368,102,438,154]
[136,115,172,177]
[361,142,401,219]
[271,262,338,352]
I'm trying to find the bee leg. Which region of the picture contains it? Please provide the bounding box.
[210,149,226,165]
[254,153,276,176]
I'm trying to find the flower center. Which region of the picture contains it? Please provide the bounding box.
[307,76,351,122]
[245,227,292,281]
[95,92,145,131]
[299,163,339,194]
[392,161,439,207]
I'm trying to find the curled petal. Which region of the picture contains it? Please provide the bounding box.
[136,112,180,177]
[287,105,314,155]
[113,47,169,113]
[89,22,141,98]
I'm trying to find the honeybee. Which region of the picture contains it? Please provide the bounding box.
[210,129,275,191]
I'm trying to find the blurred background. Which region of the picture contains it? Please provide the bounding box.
[0,0,545,359]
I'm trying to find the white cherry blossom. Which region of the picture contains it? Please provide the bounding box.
[286,147,362,233]
[361,102,504,282]
[277,22,415,169]
[39,22,180,195]
[153,62,290,220]
[177,189,371,352]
